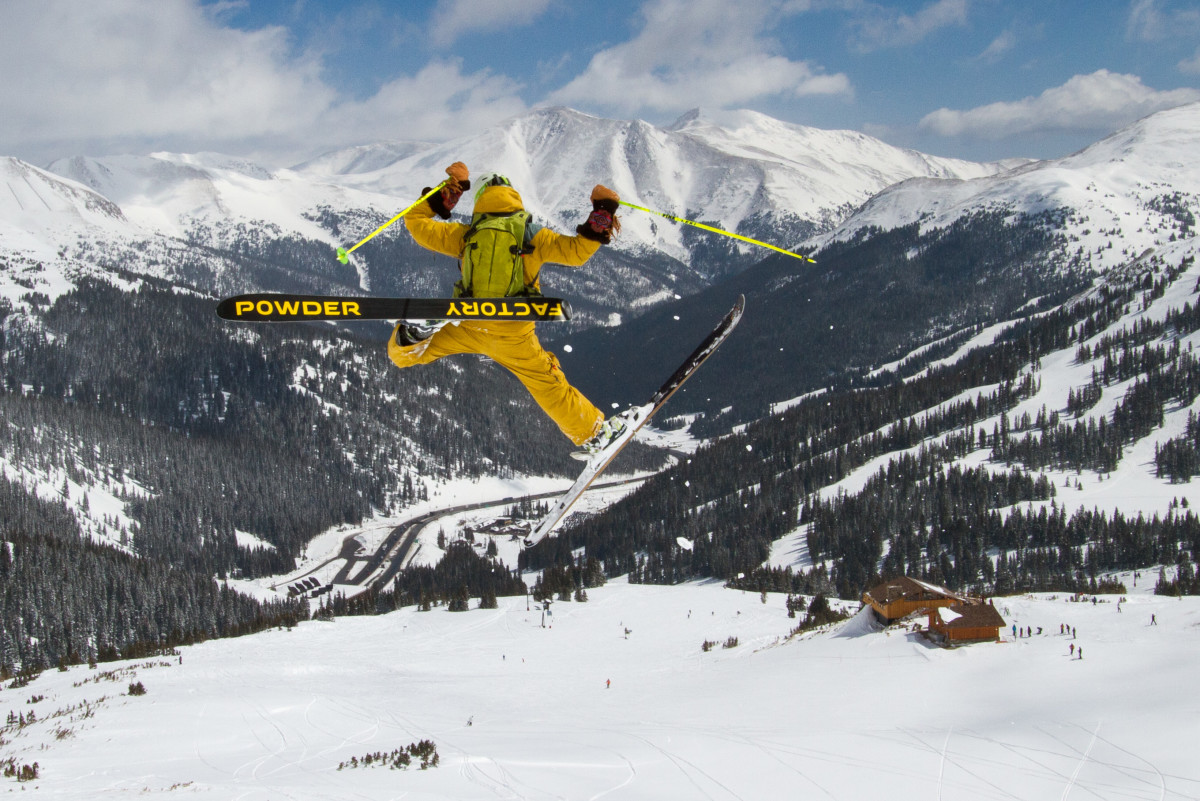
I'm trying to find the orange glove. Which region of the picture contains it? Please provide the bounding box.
[426,162,470,219]
[578,184,621,243]
[591,184,620,213]
[444,162,469,193]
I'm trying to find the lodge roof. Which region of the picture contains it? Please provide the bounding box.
[931,602,1006,629]
[864,576,967,606]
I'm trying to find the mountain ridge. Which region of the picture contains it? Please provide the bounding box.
[30,105,1016,268]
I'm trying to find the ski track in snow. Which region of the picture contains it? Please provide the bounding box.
[6,582,1196,799]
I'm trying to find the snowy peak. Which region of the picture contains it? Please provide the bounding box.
[45,151,390,242]
[48,154,219,224]
[668,106,1015,180]
[0,157,133,264]
[289,105,1012,262]
[1057,101,1200,181]
[1,157,125,228]
[811,101,1200,274]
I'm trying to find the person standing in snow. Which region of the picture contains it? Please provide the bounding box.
[389,162,626,455]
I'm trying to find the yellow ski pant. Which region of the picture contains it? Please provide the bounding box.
[387,320,604,445]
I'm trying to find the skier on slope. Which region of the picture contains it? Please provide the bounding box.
[388,162,626,456]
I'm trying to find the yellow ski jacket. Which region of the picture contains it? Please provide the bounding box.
[393,182,608,444]
[404,183,601,329]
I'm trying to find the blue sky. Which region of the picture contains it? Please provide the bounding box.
[2,0,1199,166]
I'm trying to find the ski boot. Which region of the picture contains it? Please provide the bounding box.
[571,413,628,461]
[395,320,445,347]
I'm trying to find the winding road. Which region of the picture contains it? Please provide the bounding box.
[277,473,647,595]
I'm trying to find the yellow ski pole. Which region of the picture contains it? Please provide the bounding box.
[336,181,448,264]
[618,200,815,263]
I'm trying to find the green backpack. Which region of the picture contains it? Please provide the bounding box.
[455,210,539,298]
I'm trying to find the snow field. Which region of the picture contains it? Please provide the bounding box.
[2,579,1197,800]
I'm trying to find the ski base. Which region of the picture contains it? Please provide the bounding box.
[216,294,572,323]
[524,294,745,547]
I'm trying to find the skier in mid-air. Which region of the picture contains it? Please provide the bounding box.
[388,162,625,456]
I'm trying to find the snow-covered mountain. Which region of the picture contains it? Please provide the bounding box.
[808,102,1200,275]
[48,152,361,241]
[293,106,1018,263]
[0,157,128,254]
[0,104,1024,326]
[562,102,1200,419]
[26,106,1014,268]
[4,103,1194,320]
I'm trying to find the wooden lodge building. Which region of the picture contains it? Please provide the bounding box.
[927,603,1007,644]
[862,576,967,621]
[862,576,1005,644]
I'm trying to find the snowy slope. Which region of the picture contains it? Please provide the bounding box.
[0,157,148,307]
[292,106,1017,263]
[768,232,1200,572]
[2,578,1196,799]
[46,152,392,244]
[0,157,131,260]
[809,102,1200,275]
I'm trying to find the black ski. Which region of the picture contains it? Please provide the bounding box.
[525,294,745,547]
[216,294,572,323]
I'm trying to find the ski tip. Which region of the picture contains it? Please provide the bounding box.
[336,247,349,264]
[723,294,746,325]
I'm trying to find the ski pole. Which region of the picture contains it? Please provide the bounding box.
[336,181,448,264]
[617,200,815,263]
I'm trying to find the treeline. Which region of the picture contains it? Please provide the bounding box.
[668,207,1089,434]
[805,460,1057,597]
[386,542,528,610]
[525,253,1200,598]
[0,476,307,676]
[522,279,1090,582]
[311,542,530,617]
[1,278,597,578]
[993,266,1200,478]
[0,267,658,671]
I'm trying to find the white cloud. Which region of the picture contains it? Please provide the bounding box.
[0,0,332,154]
[335,61,528,143]
[919,70,1200,139]
[0,0,528,163]
[429,0,556,47]
[849,0,968,52]
[1127,0,1200,42]
[977,28,1017,62]
[548,0,850,115]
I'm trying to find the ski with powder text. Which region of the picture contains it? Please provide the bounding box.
[216,294,572,323]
